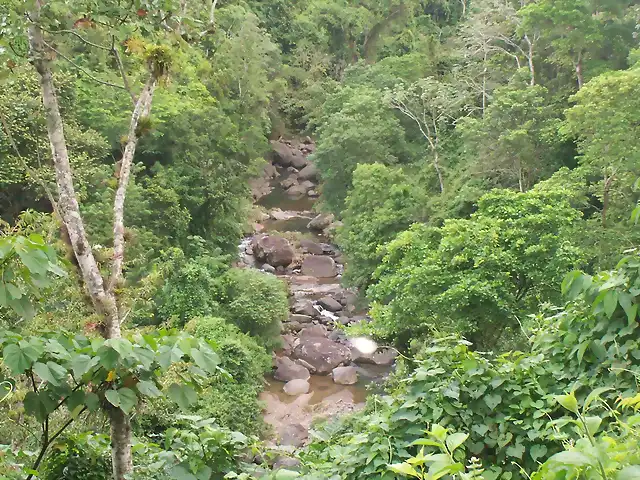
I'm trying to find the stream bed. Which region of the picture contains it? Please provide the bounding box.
[242,139,395,447]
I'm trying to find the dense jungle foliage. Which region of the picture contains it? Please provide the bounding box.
[1,0,640,478]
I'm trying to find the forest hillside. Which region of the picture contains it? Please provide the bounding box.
[1,0,640,479]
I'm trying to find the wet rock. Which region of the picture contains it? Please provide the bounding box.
[280,423,308,447]
[332,366,358,385]
[280,177,298,189]
[298,163,318,181]
[283,379,310,396]
[287,166,299,173]
[302,255,337,278]
[280,335,296,356]
[373,348,398,366]
[253,235,294,267]
[271,141,296,167]
[339,316,351,326]
[299,180,315,190]
[295,358,317,374]
[307,213,334,231]
[293,337,352,374]
[328,330,347,343]
[304,136,313,144]
[290,314,313,324]
[291,155,308,169]
[308,190,319,197]
[274,356,310,382]
[299,239,324,255]
[292,300,317,317]
[264,163,278,178]
[286,184,308,196]
[318,296,342,312]
[299,324,329,338]
[261,264,276,274]
[281,321,302,334]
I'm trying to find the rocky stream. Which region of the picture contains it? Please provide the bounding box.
[241,138,396,450]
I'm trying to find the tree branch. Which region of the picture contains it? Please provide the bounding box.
[42,41,127,91]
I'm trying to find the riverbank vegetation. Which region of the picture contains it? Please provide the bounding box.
[1,0,640,478]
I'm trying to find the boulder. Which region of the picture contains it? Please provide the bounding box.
[273,457,301,470]
[280,334,296,356]
[264,162,278,178]
[302,255,337,278]
[281,321,302,334]
[252,235,294,267]
[295,358,317,373]
[303,136,313,144]
[307,190,319,198]
[292,300,317,317]
[283,379,310,396]
[307,213,335,231]
[286,184,308,196]
[298,163,318,181]
[280,423,308,447]
[323,220,343,237]
[299,239,324,255]
[261,264,276,274]
[318,296,342,312]
[280,177,298,189]
[299,180,315,190]
[293,337,352,374]
[274,356,310,382]
[271,141,296,167]
[299,324,329,338]
[291,155,308,169]
[373,348,398,366]
[332,366,358,385]
[289,314,313,324]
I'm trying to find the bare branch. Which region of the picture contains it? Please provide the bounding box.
[42,41,127,91]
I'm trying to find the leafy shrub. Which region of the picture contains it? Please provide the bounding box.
[366,188,585,349]
[215,268,288,348]
[155,249,229,325]
[298,252,640,479]
[338,163,420,289]
[42,433,111,480]
[187,316,271,384]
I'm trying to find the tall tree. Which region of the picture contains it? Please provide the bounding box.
[21,0,173,476]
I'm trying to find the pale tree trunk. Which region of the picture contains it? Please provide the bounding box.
[575,51,584,89]
[433,149,445,194]
[524,33,536,86]
[210,0,219,26]
[28,2,156,477]
[481,50,488,115]
[108,77,156,298]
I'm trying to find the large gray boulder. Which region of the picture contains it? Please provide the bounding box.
[274,356,310,381]
[289,314,313,324]
[307,213,335,231]
[286,184,308,197]
[291,154,308,169]
[301,255,337,278]
[332,366,358,385]
[271,141,297,167]
[298,163,318,181]
[292,300,317,317]
[283,379,310,396]
[299,324,329,339]
[293,337,351,374]
[252,235,294,267]
[318,296,342,312]
[280,423,308,447]
[299,239,324,255]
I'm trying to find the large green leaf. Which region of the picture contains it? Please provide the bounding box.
[105,388,138,413]
[33,361,67,386]
[190,346,219,373]
[3,343,40,374]
[388,462,420,478]
[445,432,468,453]
[137,380,161,397]
[168,383,197,410]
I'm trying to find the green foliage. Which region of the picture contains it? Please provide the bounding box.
[42,433,111,480]
[338,163,421,288]
[310,85,409,213]
[215,268,288,348]
[366,188,585,348]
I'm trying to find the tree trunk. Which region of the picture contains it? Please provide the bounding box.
[524,34,535,86]
[575,51,584,89]
[108,77,156,298]
[28,3,154,477]
[433,149,445,194]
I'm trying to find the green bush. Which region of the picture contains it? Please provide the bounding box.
[215,268,288,348]
[187,316,271,385]
[42,434,111,480]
